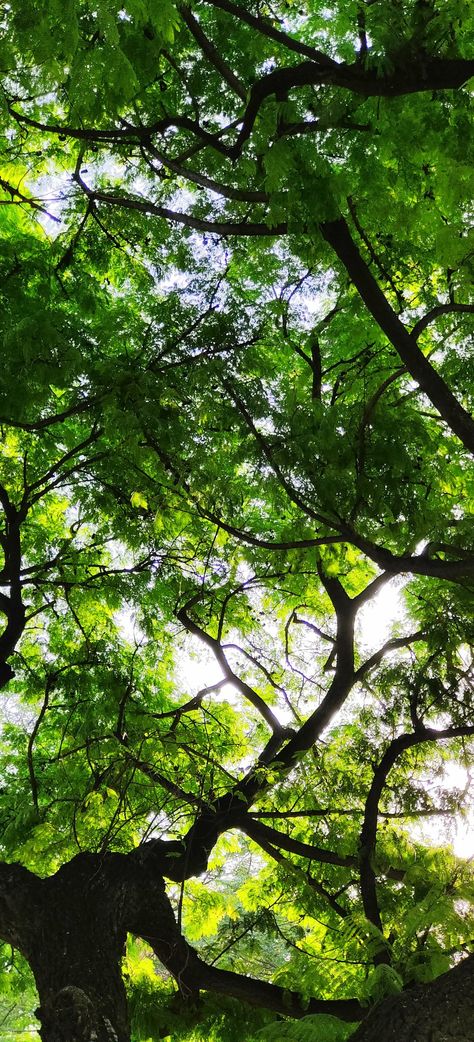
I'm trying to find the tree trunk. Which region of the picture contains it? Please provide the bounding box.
[4,851,474,1042]
[350,954,474,1042]
[25,856,130,1042]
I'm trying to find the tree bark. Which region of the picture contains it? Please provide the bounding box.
[26,856,130,1042]
[350,954,474,1042]
[1,851,473,1041]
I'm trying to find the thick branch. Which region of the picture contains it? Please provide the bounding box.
[229,56,474,157]
[355,632,425,682]
[202,0,339,64]
[411,302,474,339]
[321,217,474,454]
[146,142,268,203]
[0,861,41,951]
[124,857,363,1022]
[241,817,405,882]
[343,530,474,580]
[350,952,474,1042]
[79,180,285,236]
[196,510,474,580]
[163,940,363,1021]
[0,491,26,688]
[0,395,98,432]
[203,1,474,105]
[243,827,351,919]
[242,817,364,871]
[267,573,356,767]
[179,5,246,100]
[359,725,474,943]
[9,105,234,153]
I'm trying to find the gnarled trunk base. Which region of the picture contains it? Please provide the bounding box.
[25,857,130,1042]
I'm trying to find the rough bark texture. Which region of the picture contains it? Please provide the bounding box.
[1,851,473,1041]
[26,856,131,1042]
[350,954,474,1042]
[0,851,363,1038]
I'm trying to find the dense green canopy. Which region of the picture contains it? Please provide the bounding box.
[0,1,473,1040]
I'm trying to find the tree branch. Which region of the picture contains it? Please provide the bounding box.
[0,489,26,688]
[177,605,287,734]
[257,573,356,768]
[194,508,474,580]
[355,631,425,682]
[241,816,405,882]
[201,0,340,65]
[237,827,350,918]
[321,217,474,454]
[76,175,285,236]
[179,5,246,100]
[124,859,364,1021]
[359,725,474,947]
[411,302,474,340]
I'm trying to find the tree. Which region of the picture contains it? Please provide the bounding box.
[0,0,473,1039]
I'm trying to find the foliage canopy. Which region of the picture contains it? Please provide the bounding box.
[0,1,473,1040]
